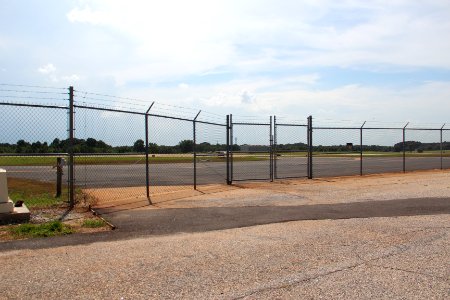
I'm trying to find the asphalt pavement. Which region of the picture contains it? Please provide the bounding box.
[3,156,450,188]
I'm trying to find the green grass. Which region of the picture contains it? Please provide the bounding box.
[10,221,73,238]
[0,155,266,166]
[8,178,65,208]
[82,218,107,228]
[9,191,62,208]
[277,151,450,158]
[2,151,447,167]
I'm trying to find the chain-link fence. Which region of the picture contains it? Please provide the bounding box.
[2,84,450,208]
[313,127,361,177]
[230,116,272,181]
[0,86,70,207]
[73,104,147,205]
[273,117,308,179]
[195,120,227,188]
[362,128,403,174]
[443,129,450,169]
[404,128,441,172]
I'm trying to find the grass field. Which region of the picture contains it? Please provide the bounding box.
[278,150,450,157]
[1,151,449,166]
[0,155,264,166]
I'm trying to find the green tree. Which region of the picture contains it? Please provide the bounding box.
[133,139,145,152]
[178,140,194,153]
[148,143,158,154]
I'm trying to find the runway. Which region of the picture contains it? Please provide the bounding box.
[3,156,450,188]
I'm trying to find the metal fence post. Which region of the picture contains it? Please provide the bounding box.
[270,116,273,182]
[56,157,63,198]
[226,115,231,185]
[273,115,277,180]
[230,114,234,183]
[403,122,409,173]
[307,115,313,179]
[145,102,154,203]
[441,124,445,170]
[68,86,75,207]
[193,110,201,190]
[360,121,366,176]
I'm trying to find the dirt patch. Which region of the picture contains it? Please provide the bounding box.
[88,184,240,210]
[87,169,450,212]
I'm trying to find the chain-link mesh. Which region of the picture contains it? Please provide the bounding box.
[232,123,271,181]
[362,129,403,174]
[4,84,450,208]
[73,105,146,205]
[148,115,194,195]
[0,103,70,205]
[443,129,450,169]
[405,129,441,171]
[195,121,227,187]
[274,124,308,178]
[313,128,360,177]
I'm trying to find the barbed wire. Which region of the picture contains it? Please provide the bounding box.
[0,89,67,95]
[0,95,68,101]
[2,85,450,128]
[0,83,66,90]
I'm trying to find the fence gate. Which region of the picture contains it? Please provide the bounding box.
[273,117,309,179]
[229,115,273,182]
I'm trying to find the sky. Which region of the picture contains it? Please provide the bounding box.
[1,0,450,127]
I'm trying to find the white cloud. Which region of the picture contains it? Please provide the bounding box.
[38,63,56,74]
[62,74,80,82]
[2,0,450,126]
[120,76,450,125]
[63,0,450,86]
[67,6,108,25]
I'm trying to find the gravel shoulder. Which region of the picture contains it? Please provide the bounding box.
[0,170,449,299]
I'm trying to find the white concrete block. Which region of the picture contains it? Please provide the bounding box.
[0,169,9,203]
[0,199,14,213]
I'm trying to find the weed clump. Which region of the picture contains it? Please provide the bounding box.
[10,221,73,238]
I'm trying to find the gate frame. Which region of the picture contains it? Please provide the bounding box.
[273,115,309,180]
[228,116,272,182]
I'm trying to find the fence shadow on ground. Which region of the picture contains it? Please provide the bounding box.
[1,197,448,252]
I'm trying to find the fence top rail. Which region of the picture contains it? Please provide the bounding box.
[233,122,271,126]
[74,104,146,116]
[74,103,219,123]
[0,102,68,110]
[313,126,450,130]
[148,113,193,123]
[313,126,362,130]
[195,120,226,127]
[404,128,445,131]
[276,123,308,127]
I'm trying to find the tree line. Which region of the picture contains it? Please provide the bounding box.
[1,138,449,154]
[0,138,238,154]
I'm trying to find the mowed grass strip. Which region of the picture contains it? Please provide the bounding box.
[2,151,448,166]
[0,155,266,166]
[279,151,450,157]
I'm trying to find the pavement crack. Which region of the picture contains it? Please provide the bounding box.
[231,260,368,300]
[231,230,447,300]
[370,264,448,281]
